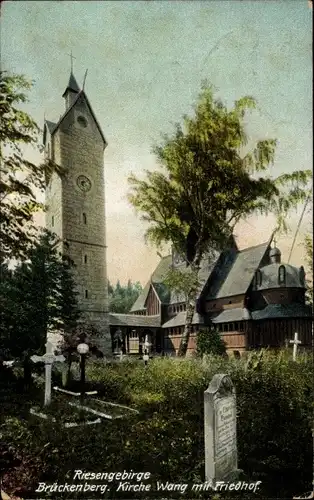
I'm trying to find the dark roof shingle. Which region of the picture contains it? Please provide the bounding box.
[211,308,251,323]
[206,241,271,299]
[162,311,204,328]
[109,313,161,328]
[251,304,312,320]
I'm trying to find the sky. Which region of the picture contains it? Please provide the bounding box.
[1,0,312,285]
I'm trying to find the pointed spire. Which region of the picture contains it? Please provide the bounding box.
[62,71,80,97]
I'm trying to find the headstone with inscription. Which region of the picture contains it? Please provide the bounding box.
[204,374,240,484]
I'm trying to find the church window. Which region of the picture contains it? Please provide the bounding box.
[84,255,87,264]
[278,265,286,285]
[179,305,183,312]
[83,212,87,224]
[85,290,88,298]
[52,215,54,227]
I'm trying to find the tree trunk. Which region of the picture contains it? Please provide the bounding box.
[177,297,196,357]
[177,253,202,357]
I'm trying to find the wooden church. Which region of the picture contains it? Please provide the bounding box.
[109,234,312,356]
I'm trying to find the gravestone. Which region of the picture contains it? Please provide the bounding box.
[204,374,240,485]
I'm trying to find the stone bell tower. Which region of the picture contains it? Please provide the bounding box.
[43,70,110,355]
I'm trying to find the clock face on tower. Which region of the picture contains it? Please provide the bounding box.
[77,175,92,192]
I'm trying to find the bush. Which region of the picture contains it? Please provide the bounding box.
[196,327,226,357]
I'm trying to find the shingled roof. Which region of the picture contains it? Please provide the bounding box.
[130,249,223,312]
[62,71,80,96]
[162,311,204,328]
[251,304,312,320]
[206,240,271,300]
[211,307,251,323]
[109,313,161,328]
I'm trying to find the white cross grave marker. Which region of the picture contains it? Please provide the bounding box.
[289,332,301,361]
[31,341,65,406]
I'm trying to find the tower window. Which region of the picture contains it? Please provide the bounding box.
[278,265,286,285]
[77,115,88,128]
[84,255,87,264]
[83,213,87,224]
[52,215,54,227]
[85,290,88,298]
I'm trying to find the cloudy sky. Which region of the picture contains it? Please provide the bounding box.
[2,0,312,285]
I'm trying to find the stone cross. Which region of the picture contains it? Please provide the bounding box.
[31,341,65,406]
[204,374,240,486]
[289,332,301,361]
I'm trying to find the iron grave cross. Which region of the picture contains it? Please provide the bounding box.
[31,341,65,406]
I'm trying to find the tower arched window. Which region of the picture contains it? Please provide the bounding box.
[84,255,87,264]
[85,290,88,298]
[278,265,286,285]
[83,213,87,224]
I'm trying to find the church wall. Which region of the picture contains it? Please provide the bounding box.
[261,288,305,305]
[145,287,160,316]
[247,318,312,348]
[222,332,246,351]
[205,294,246,312]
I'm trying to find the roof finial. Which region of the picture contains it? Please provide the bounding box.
[67,50,76,72]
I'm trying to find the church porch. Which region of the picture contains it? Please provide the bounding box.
[109,313,161,356]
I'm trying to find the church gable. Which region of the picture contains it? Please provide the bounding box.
[52,91,107,147]
[144,283,161,316]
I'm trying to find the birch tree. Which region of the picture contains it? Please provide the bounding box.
[128,84,311,356]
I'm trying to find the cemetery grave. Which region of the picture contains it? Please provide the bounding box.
[204,373,242,485]
[29,339,139,427]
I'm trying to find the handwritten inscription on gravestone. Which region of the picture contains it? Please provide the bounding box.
[204,374,239,483]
